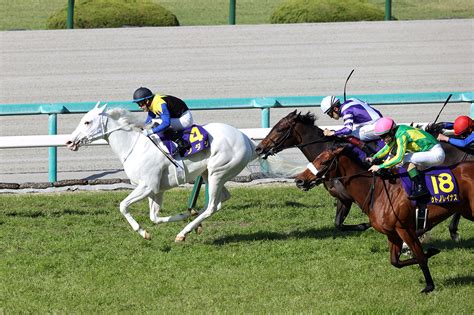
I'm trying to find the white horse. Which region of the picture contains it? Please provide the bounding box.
[67,103,257,242]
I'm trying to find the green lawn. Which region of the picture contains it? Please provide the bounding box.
[1,186,473,313]
[0,0,473,30]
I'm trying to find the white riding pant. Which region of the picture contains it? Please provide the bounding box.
[351,121,380,141]
[403,144,445,169]
[170,110,194,131]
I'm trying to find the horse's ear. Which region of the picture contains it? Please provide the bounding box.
[290,109,298,116]
[94,101,101,109]
[98,103,107,114]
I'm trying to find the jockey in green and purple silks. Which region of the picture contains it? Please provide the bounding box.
[320,95,383,155]
[132,87,193,154]
[367,117,445,200]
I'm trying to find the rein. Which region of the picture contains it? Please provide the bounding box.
[266,125,293,154]
[314,154,376,211]
[265,115,334,155]
[296,137,334,148]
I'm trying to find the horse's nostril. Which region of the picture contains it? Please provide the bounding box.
[294,179,303,186]
[255,147,262,154]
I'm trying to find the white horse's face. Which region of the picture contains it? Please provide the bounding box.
[67,102,107,151]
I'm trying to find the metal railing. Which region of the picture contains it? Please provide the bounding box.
[1,91,473,183]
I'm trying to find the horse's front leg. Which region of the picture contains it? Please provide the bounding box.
[120,184,153,240]
[149,192,199,225]
[449,213,461,242]
[149,192,163,223]
[327,179,370,232]
[334,198,371,231]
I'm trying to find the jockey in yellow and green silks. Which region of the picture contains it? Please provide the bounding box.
[367,117,445,200]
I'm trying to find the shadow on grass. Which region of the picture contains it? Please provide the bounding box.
[427,237,474,251]
[212,226,361,245]
[442,275,474,287]
[5,208,108,218]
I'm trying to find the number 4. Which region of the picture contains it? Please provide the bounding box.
[189,127,204,143]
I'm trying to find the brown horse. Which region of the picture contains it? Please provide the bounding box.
[294,145,474,293]
[256,110,371,232]
[255,110,467,237]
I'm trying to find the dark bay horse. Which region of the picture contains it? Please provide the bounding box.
[255,110,371,232]
[294,145,473,293]
[256,110,467,239]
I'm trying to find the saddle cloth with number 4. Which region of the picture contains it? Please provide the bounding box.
[159,124,209,157]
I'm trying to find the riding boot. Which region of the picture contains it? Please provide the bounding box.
[408,173,430,200]
[175,137,191,156]
[164,129,190,156]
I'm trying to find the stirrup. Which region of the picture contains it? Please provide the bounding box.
[408,189,430,200]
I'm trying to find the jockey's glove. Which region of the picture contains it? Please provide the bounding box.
[372,157,383,165]
[142,129,153,137]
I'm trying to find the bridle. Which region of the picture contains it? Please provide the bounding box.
[74,113,139,164]
[307,154,339,183]
[264,116,333,156]
[264,119,295,156]
[76,113,124,145]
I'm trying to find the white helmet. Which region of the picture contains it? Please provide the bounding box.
[320,96,340,114]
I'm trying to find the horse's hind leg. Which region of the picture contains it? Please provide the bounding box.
[175,176,224,242]
[120,184,153,240]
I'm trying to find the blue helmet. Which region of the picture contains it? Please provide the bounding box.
[132,87,154,103]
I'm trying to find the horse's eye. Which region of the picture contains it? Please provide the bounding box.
[84,121,91,126]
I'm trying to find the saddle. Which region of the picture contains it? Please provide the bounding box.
[395,166,461,205]
[159,124,209,157]
[384,165,460,231]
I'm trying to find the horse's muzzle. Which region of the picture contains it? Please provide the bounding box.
[66,140,79,151]
[294,178,318,191]
[255,146,275,159]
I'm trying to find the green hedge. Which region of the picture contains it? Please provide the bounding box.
[47,0,179,29]
[271,0,385,24]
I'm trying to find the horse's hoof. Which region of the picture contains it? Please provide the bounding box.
[450,232,460,242]
[195,224,203,235]
[175,235,186,242]
[189,208,199,216]
[144,231,151,240]
[421,285,434,294]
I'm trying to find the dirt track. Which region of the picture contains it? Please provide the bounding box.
[1,20,473,183]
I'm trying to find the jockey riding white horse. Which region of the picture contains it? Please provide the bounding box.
[67,103,257,242]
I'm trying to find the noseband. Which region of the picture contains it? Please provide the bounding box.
[310,155,339,182]
[266,123,295,155]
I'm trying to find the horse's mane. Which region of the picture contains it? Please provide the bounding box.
[334,143,371,169]
[106,108,144,131]
[296,111,318,126]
